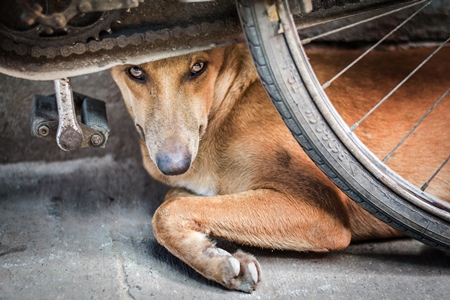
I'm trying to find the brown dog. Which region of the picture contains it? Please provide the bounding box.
[110,44,449,292]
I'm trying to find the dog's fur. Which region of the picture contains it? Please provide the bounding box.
[110,44,450,292]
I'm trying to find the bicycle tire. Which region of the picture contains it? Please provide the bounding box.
[236,0,450,251]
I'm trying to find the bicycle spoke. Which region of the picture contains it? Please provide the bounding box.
[382,88,450,163]
[301,0,429,45]
[322,0,431,90]
[350,35,450,131]
[421,156,450,192]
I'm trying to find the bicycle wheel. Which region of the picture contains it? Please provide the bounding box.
[236,0,450,251]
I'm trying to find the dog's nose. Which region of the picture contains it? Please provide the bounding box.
[156,152,192,176]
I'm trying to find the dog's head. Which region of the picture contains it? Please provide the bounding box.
[111,47,230,176]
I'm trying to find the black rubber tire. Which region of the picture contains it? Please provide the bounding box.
[236,0,450,251]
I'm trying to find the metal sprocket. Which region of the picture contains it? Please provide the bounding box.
[0,0,121,53]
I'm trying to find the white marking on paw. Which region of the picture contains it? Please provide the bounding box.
[228,257,240,277]
[215,248,231,256]
[203,247,231,258]
[248,263,258,283]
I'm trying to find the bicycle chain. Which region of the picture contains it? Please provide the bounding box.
[0,12,231,59]
[0,0,360,60]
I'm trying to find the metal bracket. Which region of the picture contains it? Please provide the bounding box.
[31,78,110,151]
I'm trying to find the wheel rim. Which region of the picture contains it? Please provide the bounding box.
[237,0,450,249]
[277,0,450,219]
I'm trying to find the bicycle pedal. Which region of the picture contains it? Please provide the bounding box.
[30,93,110,149]
[30,94,59,142]
[81,97,110,147]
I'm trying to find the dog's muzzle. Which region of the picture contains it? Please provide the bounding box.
[156,152,192,176]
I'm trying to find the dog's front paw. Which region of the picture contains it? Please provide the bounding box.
[208,248,260,293]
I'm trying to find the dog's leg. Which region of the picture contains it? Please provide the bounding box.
[152,188,351,292]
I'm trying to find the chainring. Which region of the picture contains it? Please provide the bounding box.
[0,0,121,57]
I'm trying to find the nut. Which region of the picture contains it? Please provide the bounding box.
[78,2,92,13]
[37,125,50,137]
[90,134,104,147]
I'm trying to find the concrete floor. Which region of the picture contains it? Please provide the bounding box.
[1,68,450,299]
[1,156,450,299]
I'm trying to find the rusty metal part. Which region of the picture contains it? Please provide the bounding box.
[37,124,50,137]
[90,133,104,147]
[0,0,243,80]
[0,7,122,52]
[54,78,83,151]
[30,92,110,150]
[0,0,449,80]
[81,97,109,147]
[19,0,142,33]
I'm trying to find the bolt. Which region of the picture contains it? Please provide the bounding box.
[58,128,83,151]
[21,13,35,26]
[78,1,92,13]
[37,125,50,137]
[90,134,104,147]
[51,14,67,29]
[44,27,54,35]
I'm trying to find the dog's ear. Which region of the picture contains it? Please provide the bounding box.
[212,44,259,115]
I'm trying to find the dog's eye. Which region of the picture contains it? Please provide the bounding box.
[127,66,145,82]
[190,62,207,77]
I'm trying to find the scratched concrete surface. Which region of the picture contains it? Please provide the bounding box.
[1,156,450,300]
[1,67,450,299]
